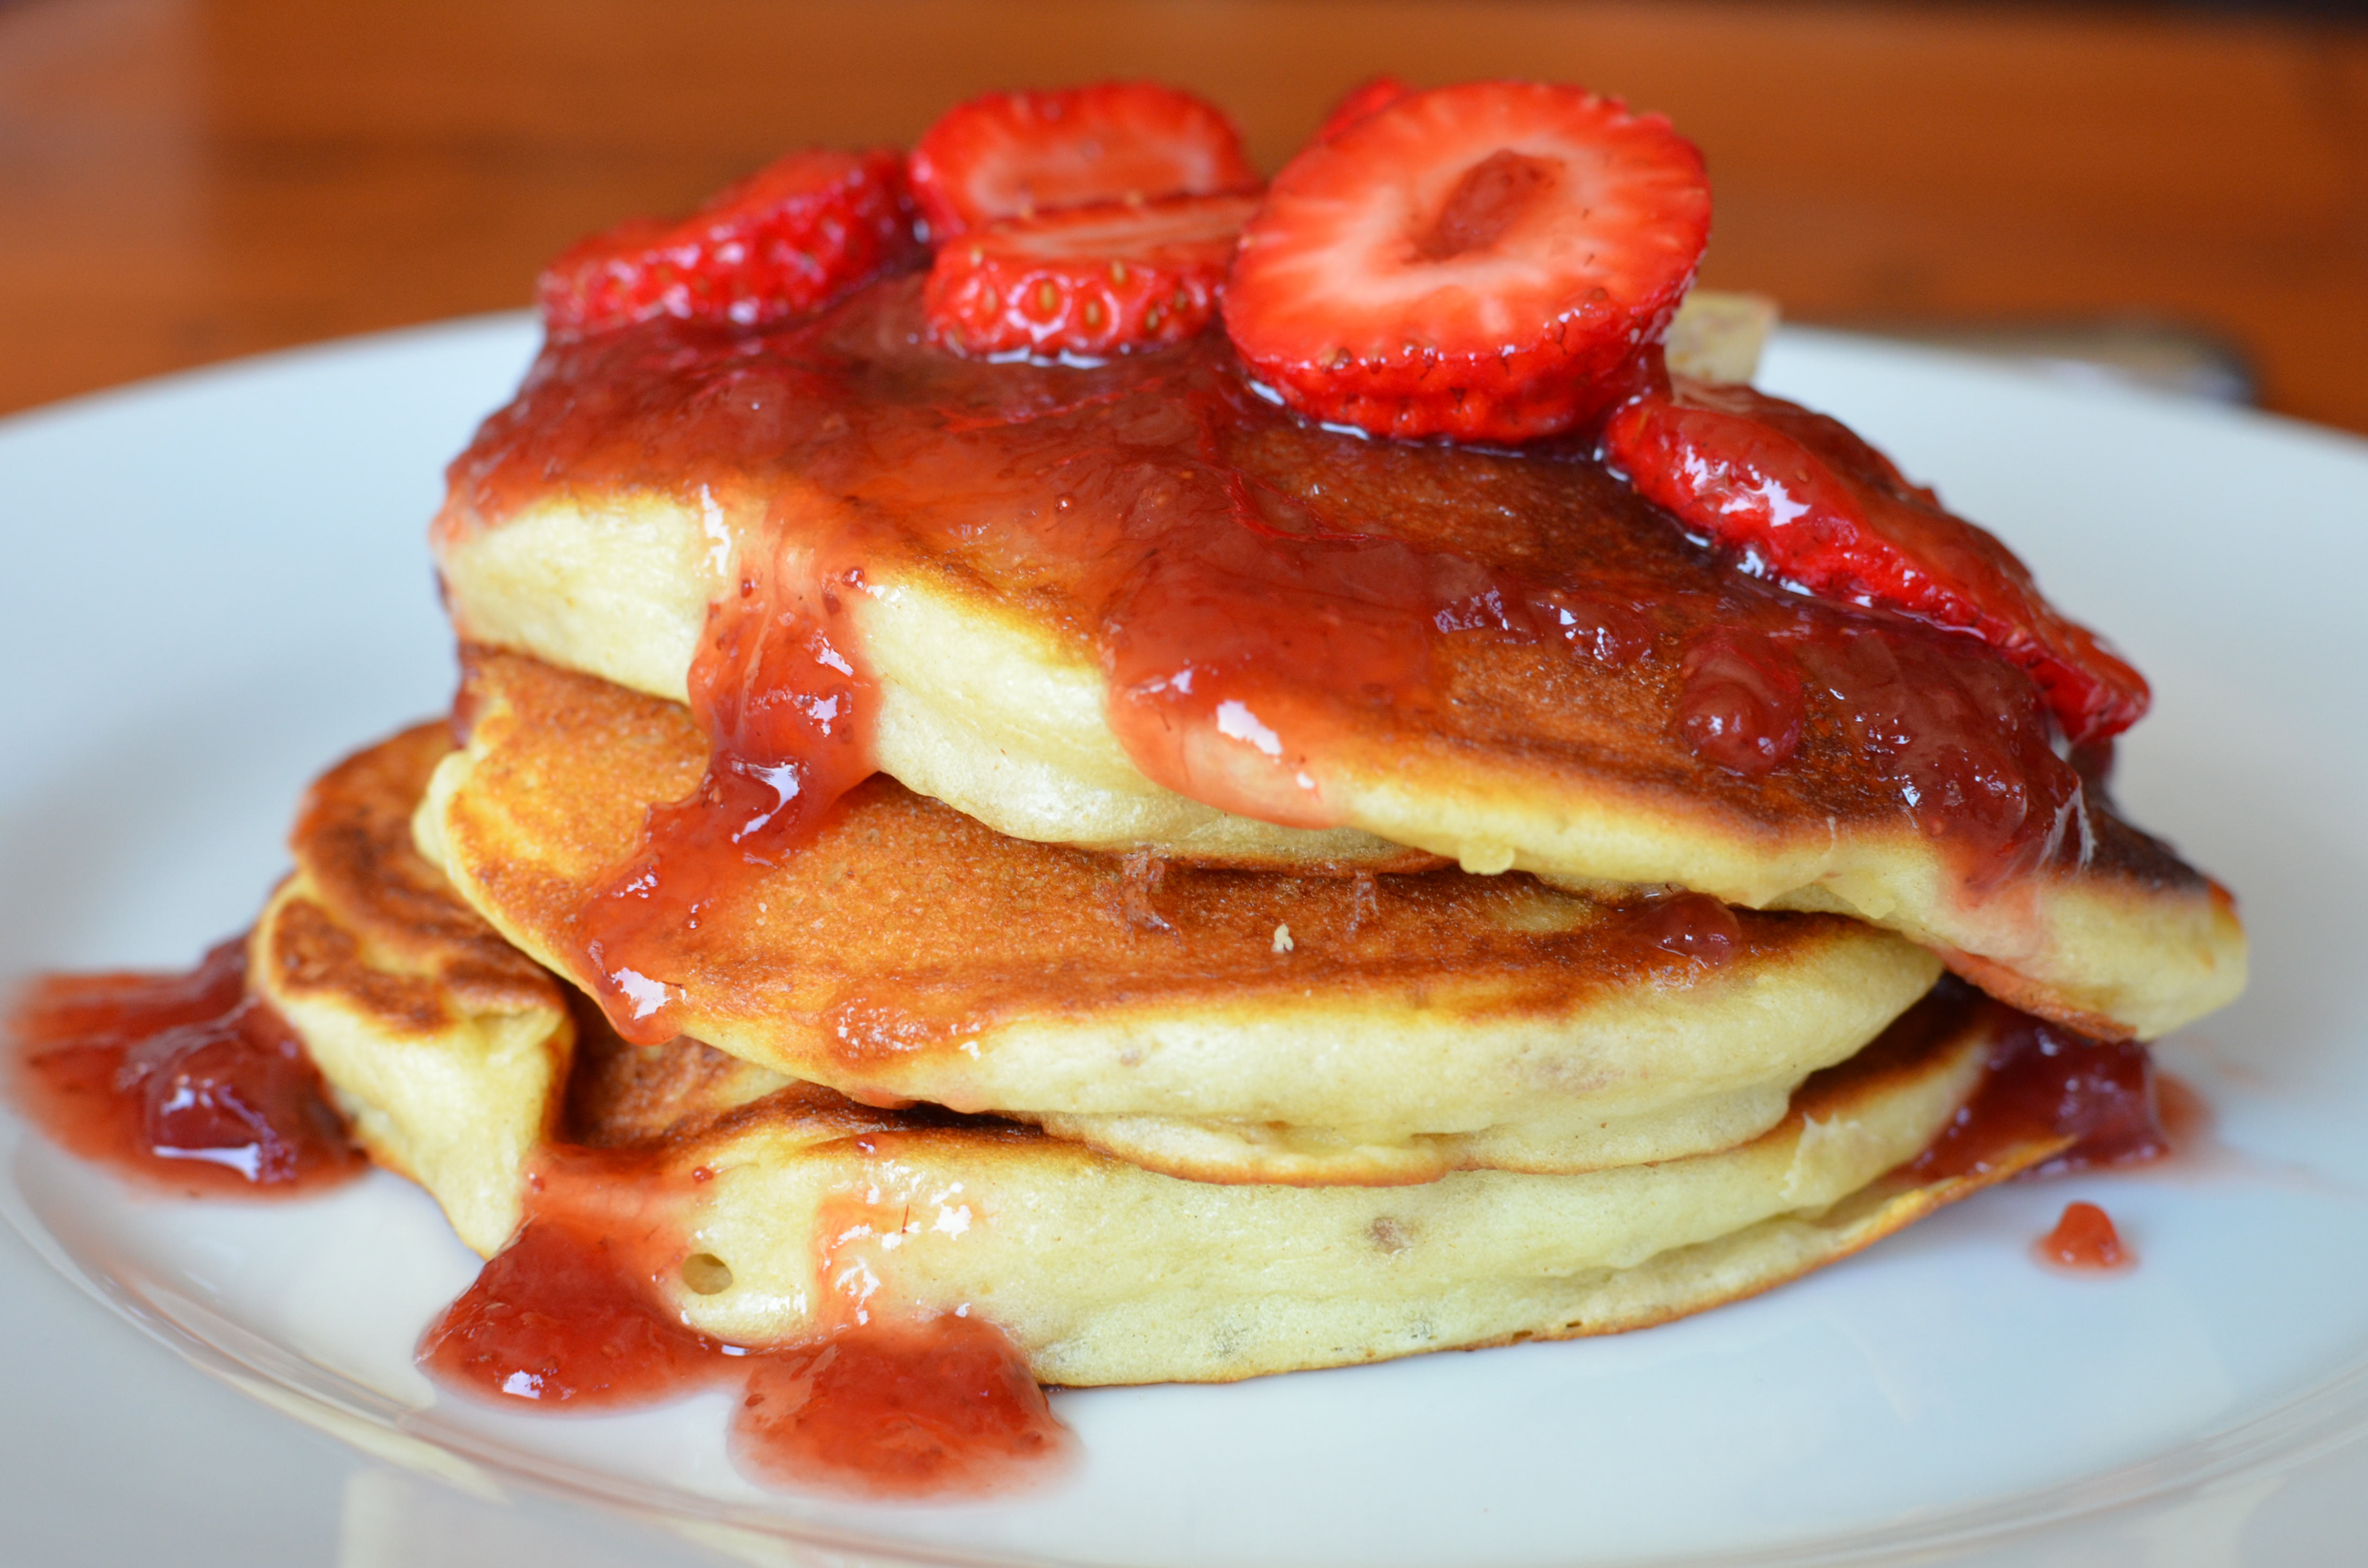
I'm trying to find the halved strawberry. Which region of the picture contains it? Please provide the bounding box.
[1222,80,1710,443]
[1603,379,2150,744]
[924,192,1257,358]
[1313,74,1414,142]
[537,148,919,338]
[909,82,1259,241]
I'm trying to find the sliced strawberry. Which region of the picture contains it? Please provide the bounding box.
[1603,379,2150,744]
[909,82,1259,241]
[924,192,1257,359]
[1313,74,1414,142]
[538,148,919,338]
[1222,80,1710,443]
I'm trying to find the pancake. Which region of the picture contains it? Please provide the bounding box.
[249,777,2043,1385]
[565,1000,2012,1385]
[432,275,2244,1042]
[1660,289,1777,384]
[417,651,1945,1185]
[249,722,573,1254]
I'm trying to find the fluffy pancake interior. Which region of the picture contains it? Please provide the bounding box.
[419,651,1945,1184]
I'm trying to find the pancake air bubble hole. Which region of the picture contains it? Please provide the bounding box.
[682,1252,735,1295]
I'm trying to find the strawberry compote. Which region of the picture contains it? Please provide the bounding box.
[1906,982,2168,1183]
[570,546,879,1045]
[418,1139,1071,1499]
[439,278,2172,1034]
[7,936,363,1195]
[2036,1201,2132,1271]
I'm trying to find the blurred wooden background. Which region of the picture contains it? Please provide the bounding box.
[4,0,2365,432]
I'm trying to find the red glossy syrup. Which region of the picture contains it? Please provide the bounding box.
[419,1211,724,1405]
[442,280,2086,893]
[1908,988,2166,1183]
[5,936,363,1195]
[733,1314,1068,1499]
[1672,630,1803,776]
[571,550,879,1044]
[1636,890,1742,967]
[1096,418,1449,829]
[2036,1200,2131,1271]
[1806,624,2084,891]
[419,1145,1069,1499]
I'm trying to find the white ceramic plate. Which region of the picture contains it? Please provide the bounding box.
[3,318,2365,1568]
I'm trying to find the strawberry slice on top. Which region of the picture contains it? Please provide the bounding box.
[538,148,919,339]
[1223,80,1710,443]
[1603,379,2150,745]
[925,191,1258,359]
[909,81,1260,241]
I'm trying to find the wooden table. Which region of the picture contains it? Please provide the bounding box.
[5,0,2365,434]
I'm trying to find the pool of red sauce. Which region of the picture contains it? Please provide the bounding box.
[2153,1070,2213,1149]
[5,936,363,1195]
[418,1144,1069,1500]
[442,279,2090,1043]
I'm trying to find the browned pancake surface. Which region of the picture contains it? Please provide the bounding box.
[452,653,1890,1047]
[276,722,561,1023]
[253,721,574,1252]
[420,651,1948,1184]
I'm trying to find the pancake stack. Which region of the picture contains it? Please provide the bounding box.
[40,80,2249,1418]
[246,260,2241,1393]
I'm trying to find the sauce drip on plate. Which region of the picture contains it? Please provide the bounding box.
[6,935,363,1195]
[2036,1200,2131,1271]
[419,1139,1070,1500]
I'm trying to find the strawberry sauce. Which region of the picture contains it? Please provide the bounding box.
[572,549,878,1044]
[1906,983,2167,1183]
[1634,889,1743,967]
[418,1141,1070,1499]
[5,936,364,1195]
[438,278,2125,1046]
[2036,1200,2131,1271]
[732,1315,1069,1498]
[419,1209,724,1405]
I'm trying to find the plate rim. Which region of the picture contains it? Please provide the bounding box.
[4,315,2364,1568]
